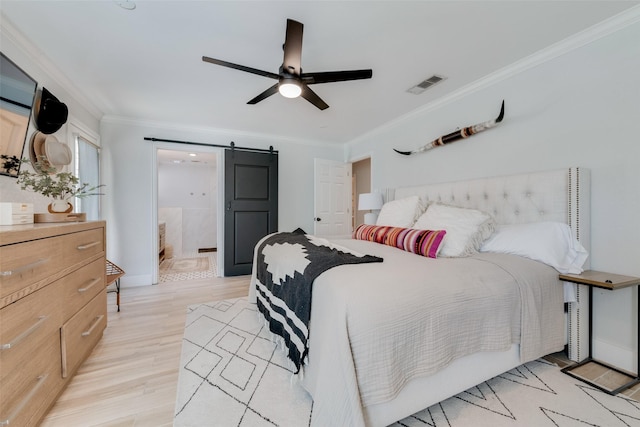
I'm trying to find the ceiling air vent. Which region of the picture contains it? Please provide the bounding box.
[407,74,446,95]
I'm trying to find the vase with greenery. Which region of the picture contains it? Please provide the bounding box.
[15,158,104,213]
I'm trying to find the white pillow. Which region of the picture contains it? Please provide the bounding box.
[480,222,588,274]
[413,203,495,257]
[376,196,423,228]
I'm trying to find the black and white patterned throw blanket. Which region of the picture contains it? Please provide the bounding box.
[254,229,383,372]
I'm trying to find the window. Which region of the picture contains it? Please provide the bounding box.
[74,134,101,220]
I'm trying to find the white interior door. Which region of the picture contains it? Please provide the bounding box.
[314,158,352,237]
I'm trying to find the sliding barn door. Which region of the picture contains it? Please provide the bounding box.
[223,149,278,276]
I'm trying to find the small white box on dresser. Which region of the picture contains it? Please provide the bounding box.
[0,202,34,225]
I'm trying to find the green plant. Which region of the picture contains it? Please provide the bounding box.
[16,158,104,200]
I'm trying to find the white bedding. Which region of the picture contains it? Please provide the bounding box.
[249,168,590,427]
[293,238,564,426]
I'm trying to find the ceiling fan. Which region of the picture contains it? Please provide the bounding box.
[202,19,372,110]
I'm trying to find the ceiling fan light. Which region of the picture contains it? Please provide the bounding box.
[279,81,302,98]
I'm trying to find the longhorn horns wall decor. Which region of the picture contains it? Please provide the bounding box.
[393,100,505,155]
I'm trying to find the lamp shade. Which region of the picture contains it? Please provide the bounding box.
[358,193,383,211]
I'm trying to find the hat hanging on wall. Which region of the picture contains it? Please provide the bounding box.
[34,87,68,134]
[29,131,72,173]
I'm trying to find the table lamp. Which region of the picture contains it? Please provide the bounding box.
[358,192,383,225]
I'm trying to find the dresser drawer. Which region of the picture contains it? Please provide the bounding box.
[0,281,62,383]
[61,290,107,378]
[61,257,106,322]
[0,332,63,427]
[0,227,104,302]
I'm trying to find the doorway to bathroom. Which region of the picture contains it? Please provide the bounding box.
[157,148,218,283]
[352,157,372,228]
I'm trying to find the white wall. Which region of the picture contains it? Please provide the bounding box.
[159,159,217,257]
[100,118,343,285]
[347,20,640,371]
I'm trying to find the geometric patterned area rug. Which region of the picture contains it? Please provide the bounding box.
[161,257,209,273]
[174,297,640,427]
[159,254,216,283]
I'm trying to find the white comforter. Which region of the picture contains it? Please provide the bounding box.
[250,238,564,427]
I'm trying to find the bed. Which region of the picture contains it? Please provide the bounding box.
[249,167,591,427]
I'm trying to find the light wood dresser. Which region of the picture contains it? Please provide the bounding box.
[0,221,107,426]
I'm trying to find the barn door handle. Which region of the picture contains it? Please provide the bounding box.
[227,202,231,211]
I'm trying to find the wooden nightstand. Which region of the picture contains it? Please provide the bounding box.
[559,270,640,395]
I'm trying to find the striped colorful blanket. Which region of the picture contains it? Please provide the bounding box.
[254,229,382,372]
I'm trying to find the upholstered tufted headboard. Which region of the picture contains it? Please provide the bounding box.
[393,167,591,362]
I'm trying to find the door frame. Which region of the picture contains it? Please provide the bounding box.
[350,154,373,228]
[151,141,224,283]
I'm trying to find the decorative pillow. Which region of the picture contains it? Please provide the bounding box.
[413,203,495,257]
[480,222,588,274]
[353,224,446,258]
[375,196,424,228]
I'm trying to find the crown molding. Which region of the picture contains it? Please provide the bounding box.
[348,4,640,147]
[0,13,105,122]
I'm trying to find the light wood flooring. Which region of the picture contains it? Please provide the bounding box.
[40,275,640,426]
[544,351,640,401]
[40,275,250,427]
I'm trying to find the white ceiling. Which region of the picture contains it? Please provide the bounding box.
[1,1,638,144]
[157,148,216,165]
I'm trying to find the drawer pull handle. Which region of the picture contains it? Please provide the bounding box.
[0,316,47,351]
[0,258,48,276]
[78,277,102,293]
[77,241,101,251]
[82,315,105,337]
[0,374,48,426]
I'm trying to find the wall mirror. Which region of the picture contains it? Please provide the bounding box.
[0,52,38,177]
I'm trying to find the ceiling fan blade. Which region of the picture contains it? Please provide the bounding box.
[302,69,373,84]
[282,19,303,76]
[247,83,280,105]
[202,56,279,80]
[300,85,329,110]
